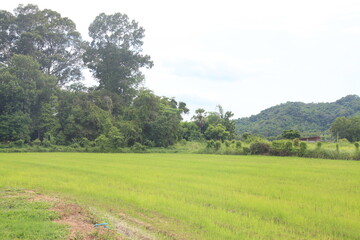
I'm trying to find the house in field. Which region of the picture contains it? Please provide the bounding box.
[299,136,321,142]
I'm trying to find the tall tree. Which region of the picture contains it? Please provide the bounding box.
[0,54,56,141]
[0,4,84,85]
[84,12,153,101]
[330,116,360,142]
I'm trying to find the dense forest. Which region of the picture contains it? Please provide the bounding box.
[235,95,360,139]
[0,4,236,148]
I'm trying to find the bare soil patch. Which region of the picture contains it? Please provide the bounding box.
[10,190,123,240]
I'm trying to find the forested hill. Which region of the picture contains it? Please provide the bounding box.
[235,95,360,138]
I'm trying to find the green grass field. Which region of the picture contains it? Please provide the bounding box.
[0,153,359,239]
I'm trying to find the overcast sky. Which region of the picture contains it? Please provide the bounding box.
[3,0,360,118]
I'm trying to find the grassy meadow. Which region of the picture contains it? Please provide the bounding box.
[0,153,359,239]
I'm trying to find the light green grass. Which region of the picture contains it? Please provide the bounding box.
[0,153,359,239]
[0,188,67,240]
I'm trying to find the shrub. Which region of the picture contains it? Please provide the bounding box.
[316,142,322,149]
[235,141,242,149]
[299,142,307,152]
[270,140,293,156]
[242,147,251,155]
[293,138,300,147]
[224,140,231,148]
[14,139,25,147]
[79,138,90,148]
[179,139,187,146]
[42,138,52,148]
[32,138,41,146]
[354,142,359,151]
[207,140,215,149]
[132,142,147,152]
[214,141,222,151]
[95,134,110,150]
[250,141,270,155]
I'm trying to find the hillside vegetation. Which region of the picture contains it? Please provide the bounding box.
[235,95,360,138]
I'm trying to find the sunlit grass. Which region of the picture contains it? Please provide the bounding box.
[0,153,359,239]
[0,188,67,240]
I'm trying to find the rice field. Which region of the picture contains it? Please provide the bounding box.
[0,153,359,239]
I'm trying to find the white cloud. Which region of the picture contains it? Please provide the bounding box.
[2,0,360,119]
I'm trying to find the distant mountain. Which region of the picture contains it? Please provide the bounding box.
[235,95,360,138]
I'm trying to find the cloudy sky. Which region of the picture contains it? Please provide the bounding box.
[3,0,360,118]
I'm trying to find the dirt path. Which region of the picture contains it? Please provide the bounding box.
[6,189,159,240]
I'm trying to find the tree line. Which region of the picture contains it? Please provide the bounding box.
[0,4,236,148]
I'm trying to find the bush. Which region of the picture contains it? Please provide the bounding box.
[32,138,41,146]
[14,139,25,147]
[42,138,52,148]
[207,140,215,149]
[250,141,270,155]
[131,142,147,152]
[299,142,307,156]
[270,140,293,156]
[293,138,300,147]
[235,141,242,149]
[95,134,110,150]
[179,139,187,146]
[214,141,222,151]
[354,142,359,151]
[242,147,251,155]
[224,140,231,148]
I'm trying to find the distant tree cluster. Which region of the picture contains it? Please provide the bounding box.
[330,116,360,142]
[0,4,238,149]
[181,105,236,142]
[0,4,189,148]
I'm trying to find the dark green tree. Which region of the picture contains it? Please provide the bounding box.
[0,54,56,141]
[330,116,360,142]
[281,130,301,139]
[0,4,84,85]
[84,12,153,101]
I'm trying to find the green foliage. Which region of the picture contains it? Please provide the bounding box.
[131,142,147,152]
[107,126,124,148]
[14,139,25,147]
[355,142,359,151]
[95,134,110,150]
[235,141,242,149]
[270,140,293,156]
[214,141,221,151]
[204,124,230,141]
[299,142,307,155]
[250,141,270,155]
[84,12,153,100]
[1,4,83,85]
[316,142,322,149]
[0,112,31,142]
[330,116,360,142]
[242,147,251,155]
[180,122,203,141]
[32,138,41,146]
[236,95,360,137]
[206,140,215,149]
[281,130,301,139]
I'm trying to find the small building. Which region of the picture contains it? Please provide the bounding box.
[299,136,321,142]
